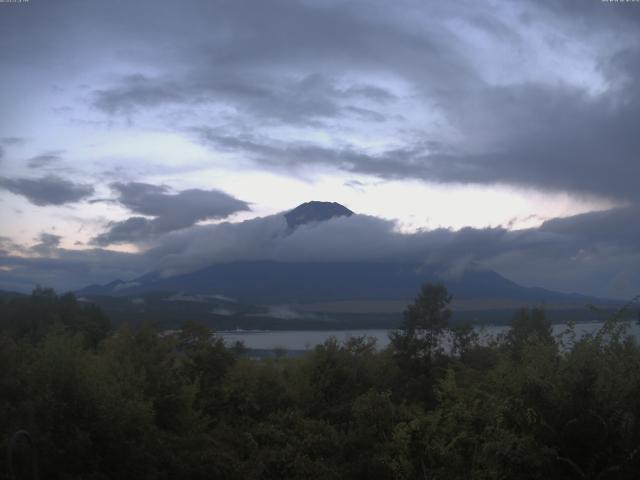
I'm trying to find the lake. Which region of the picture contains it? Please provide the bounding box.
[220,321,640,351]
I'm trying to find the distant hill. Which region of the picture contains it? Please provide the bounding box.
[0,289,27,301]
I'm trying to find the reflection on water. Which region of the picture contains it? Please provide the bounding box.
[220,322,640,351]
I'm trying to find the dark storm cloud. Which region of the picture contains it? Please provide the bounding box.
[538,206,640,251]
[0,175,94,206]
[92,72,396,126]
[198,128,465,180]
[199,71,640,201]
[535,0,640,26]
[205,63,640,202]
[73,0,639,202]
[3,0,639,202]
[197,129,380,173]
[69,0,474,132]
[420,73,640,202]
[11,0,633,200]
[92,182,250,245]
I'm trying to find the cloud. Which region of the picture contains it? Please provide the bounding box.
[195,71,640,203]
[35,233,62,248]
[111,182,246,219]
[2,205,640,298]
[0,232,150,293]
[417,76,640,203]
[0,137,27,146]
[92,71,396,126]
[0,237,27,256]
[539,206,640,250]
[0,247,148,293]
[142,213,498,275]
[6,0,639,202]
[70,0,640,203]
[146,213,391,283]
[92,182,250,245]
[29,233,63,255]
[197,129,432,178]
[93,74,185,115]
[135,205,640,299]
[27,152,64,169]
[93,217,155,246]
[0,175,94,206]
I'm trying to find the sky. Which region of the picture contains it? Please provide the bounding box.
[1,0,640,299]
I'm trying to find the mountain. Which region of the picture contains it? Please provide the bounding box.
[285,201,353,229]
[77,201,619,314]
[78,279,128,296]
[76,259,621,331]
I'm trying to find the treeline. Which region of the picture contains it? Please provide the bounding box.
[1,285,640,479]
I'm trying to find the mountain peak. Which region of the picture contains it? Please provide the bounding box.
[285,201,354,229]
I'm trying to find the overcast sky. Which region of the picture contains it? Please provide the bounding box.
[1,0,640,298]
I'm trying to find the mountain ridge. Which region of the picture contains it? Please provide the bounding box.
[76,259,617,306]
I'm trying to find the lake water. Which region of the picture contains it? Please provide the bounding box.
[220,321,640,351]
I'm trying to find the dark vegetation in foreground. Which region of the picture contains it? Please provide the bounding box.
[2,286,640,479]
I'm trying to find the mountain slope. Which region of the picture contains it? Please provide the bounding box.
[77,260,614,306]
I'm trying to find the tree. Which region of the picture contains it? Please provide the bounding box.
[0,288,110,347]
[450,323,478,361]
[505,307,554,361]
[389,283,452,403]
[391,283,452,362]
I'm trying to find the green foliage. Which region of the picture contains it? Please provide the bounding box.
[2,287,640,479]
[505,306,554,360]
[389,282,453,404]
[0,287,110,347]
[390,283,452,364]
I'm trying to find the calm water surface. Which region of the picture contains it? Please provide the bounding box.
[220,322,640,351]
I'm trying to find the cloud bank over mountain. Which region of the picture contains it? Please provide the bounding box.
[2,203,639,300]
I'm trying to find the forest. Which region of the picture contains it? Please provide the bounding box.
[1,285,640,479]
